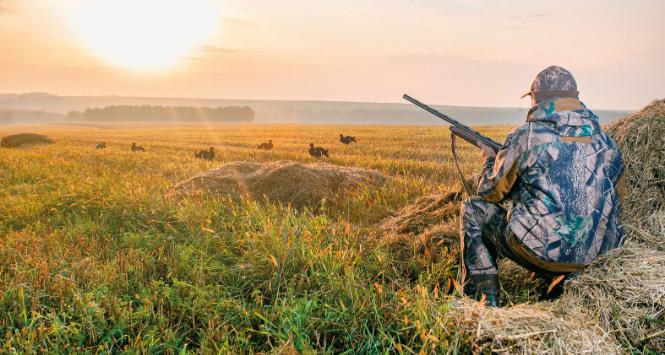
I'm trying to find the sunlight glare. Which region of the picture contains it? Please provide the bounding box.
[65,0,220,71]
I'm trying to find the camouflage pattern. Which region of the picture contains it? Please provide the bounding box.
[462,97,625,276]
[461,197,562,276]
[461,197,507,276]
[521,66,579,99]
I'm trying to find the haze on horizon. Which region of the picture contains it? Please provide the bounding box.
[1,0,663,110]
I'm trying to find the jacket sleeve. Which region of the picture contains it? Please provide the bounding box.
[476,128,527,203]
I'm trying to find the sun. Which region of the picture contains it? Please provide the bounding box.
[65,0,220,71]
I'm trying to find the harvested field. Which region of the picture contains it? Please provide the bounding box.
[1,133,54,148]
[166,160,387,208]
[0,124,507,353]
[2,117,663,353]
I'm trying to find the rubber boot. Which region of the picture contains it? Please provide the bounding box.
[471,274,500,307]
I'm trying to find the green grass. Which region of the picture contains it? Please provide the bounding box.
[0,123,526,353]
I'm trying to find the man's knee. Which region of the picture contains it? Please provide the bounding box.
[461,196,483,219]
[461,196,503,224]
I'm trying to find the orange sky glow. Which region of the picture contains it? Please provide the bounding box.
[1,0,663,109]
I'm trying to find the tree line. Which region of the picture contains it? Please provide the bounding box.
[67,105,255,122]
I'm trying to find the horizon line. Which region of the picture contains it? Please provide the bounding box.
[0,92,638,112]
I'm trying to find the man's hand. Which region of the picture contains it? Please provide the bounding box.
[478,141,497,160]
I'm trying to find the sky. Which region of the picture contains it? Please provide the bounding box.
[0,0,663,109]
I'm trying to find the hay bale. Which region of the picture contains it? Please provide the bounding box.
[1,133,54,148]
[376,192,463,278]
[378,192,463,245]
[646,211,665,248]
[451,299,620,354]
[626,219,665,251]
[606,99,665,221]
[376,177,476,252]
[166,160,387,208]
[559,243,665,351]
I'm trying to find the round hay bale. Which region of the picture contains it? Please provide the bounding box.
[166,160,387,208]
[1,133,54,148]
[606,99,665,221]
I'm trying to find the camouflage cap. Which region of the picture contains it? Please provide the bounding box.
[521,66,579,99]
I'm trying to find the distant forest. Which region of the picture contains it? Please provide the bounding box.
[0,94,633,125]
[67,105,255,122]
[0,109,63,124]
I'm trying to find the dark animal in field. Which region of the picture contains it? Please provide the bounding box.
[195,147,215,161]
[131,142,145,152]
[339,134,356,145]
[257,140,273,150]
[308,143,329,158]
[96,142,106,149]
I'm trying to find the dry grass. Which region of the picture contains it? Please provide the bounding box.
[451,299,620,354]
[560,244,665,351]
[166,160,387,209]
[376,192,463,286]
[377,192,462,249]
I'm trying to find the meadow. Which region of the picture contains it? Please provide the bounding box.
[0,123,517,353]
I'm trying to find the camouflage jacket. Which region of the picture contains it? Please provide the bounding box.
[477,97,625,269]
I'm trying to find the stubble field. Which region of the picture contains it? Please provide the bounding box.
[0,123,520,353]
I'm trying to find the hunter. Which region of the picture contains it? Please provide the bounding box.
[462,66,625,307]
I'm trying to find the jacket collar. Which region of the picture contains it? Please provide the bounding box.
[527,97,597,126]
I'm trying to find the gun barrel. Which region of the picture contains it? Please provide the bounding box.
[402,94,464,127]
[403,94,502,152]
